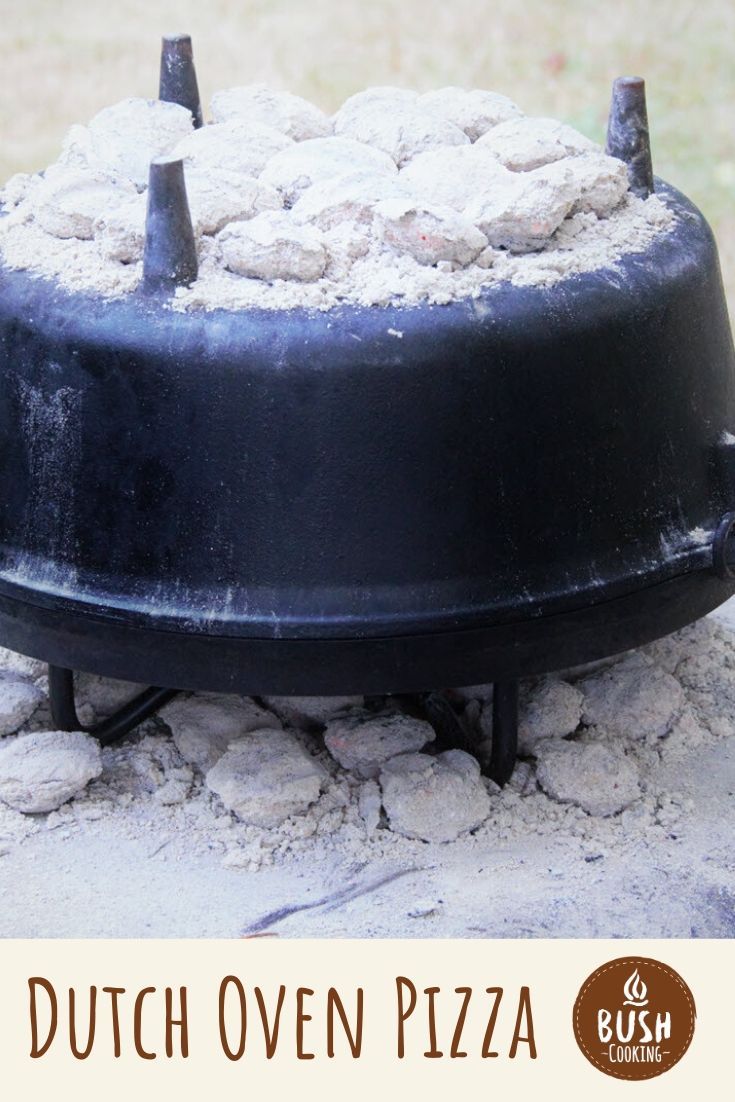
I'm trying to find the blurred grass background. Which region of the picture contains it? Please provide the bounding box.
[0,0,733,305]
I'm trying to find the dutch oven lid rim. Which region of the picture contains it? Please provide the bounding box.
[0,180,717,363]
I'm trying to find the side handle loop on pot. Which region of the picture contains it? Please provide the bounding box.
[712,511,735,580]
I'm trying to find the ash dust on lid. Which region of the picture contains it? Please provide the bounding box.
[0,77,673,313]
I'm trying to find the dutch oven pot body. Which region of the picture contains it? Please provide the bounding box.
[0,182,733,693]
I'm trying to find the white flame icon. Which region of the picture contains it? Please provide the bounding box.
[623,969,649,1007]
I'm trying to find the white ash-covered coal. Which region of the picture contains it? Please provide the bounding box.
[0,84,672,310]
[0,616,733,872]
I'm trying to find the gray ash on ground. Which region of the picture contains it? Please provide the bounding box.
[0,614,732,875]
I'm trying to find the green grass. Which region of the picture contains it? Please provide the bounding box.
[1,0,733,305]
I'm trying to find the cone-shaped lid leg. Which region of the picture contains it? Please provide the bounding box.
[159,33,203,129]
[142,157,198,295]
[605,76,654,198]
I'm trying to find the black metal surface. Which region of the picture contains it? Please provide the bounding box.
[0,570,730,696]
[48,665,83,731]
[159,33,203,128]
[489,681,519,787]
[142,157,198,294]
[0,181,733,694]
[417,691,477,756]
[606,76,654,198]
[49,665,177,746]
[412,687,518,786]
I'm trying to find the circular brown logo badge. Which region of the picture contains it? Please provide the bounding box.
[573,957,696,1080]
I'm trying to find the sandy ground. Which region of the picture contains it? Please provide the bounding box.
[0,601,733,940]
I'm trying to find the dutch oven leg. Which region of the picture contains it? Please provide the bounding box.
[48,666,177,747]
[47,664,518,771]
[413,679,519,788]
[488,680,519,788]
